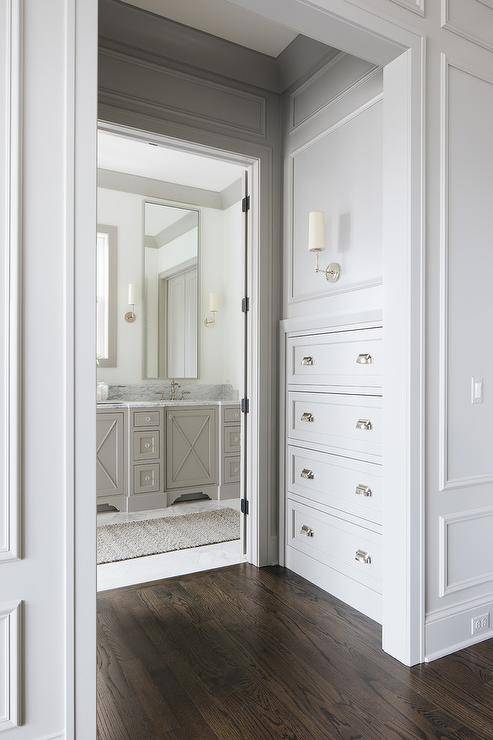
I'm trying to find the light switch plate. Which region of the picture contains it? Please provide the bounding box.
[471,377,483,405]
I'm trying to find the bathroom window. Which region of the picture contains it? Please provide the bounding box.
[96,225,117,367]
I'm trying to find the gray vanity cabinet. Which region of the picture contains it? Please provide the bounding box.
[96,411,126,499]
[166,406,218,489]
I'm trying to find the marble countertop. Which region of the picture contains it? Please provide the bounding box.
[97,399,240,409]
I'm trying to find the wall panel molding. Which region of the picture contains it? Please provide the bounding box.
[441,0,493,53]
[0,0,21,563]
[439,508,493,598]
[388,0,424,17]
[99,47,267,141]
[0,600,22,731]
[439,55,493,491]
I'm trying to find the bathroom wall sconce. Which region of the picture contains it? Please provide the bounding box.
[125,282,137,323]
[307,210,341,282]
[204,292,219,327]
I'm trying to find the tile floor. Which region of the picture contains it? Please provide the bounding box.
[97,497,241,527]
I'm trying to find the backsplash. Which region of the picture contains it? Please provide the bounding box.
[106,383,239,403]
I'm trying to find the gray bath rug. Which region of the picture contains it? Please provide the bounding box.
[97,508,240,565]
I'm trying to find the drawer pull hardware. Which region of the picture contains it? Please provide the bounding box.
[301,468,315,480]
[356,353,373,365]
[355,549,371,564]
[145,416,151,423]
[301,524,314,537]
[301,412,314,423]
[301,356,314,366]
[355,484,372,497]
[356,418,372,431]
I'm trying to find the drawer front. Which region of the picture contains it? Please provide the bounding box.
[287,446,382,524]
[223,455,241,484]
[288,392,382,458]
[224,406,241,424]
[133,430,160,461]
[287,328,383,388]
[287,499,382,593]
[133,410,161,428]
[134,463,160,494]
[223,425,241,454]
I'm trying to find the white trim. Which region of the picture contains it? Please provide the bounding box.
[0,0,21,564]
[425,591,493,661]
[0,600,22,731]
[441,0,493,54]
[389,0,425,16]
[438,506,493,597]
[438,56,493,492]
[97,540,245,591]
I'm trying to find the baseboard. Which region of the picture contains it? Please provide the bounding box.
[98,539,245,591]
[285,545,382,624]
[425,594,493,661]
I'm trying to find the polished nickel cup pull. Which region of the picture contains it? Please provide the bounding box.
[355,484,372,497]
[301,468,314,480]
[301,356,314,366]
[356,419,372,431]
[301,524,314,538]
[301,412,314,423]
[356,353,373,365]
[355,549,371,564]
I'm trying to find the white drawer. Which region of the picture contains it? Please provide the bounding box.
[287,499,382,593]
[287,392,382,458]
[287,445,382,524]
[287,328,383,389]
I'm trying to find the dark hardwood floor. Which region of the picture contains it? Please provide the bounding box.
[97,564,493,739]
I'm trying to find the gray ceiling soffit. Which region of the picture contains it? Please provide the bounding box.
[99,0,341,95]
[148,211,198,249]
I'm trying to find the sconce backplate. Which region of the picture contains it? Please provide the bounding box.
[324,263,341,282]
[124,311,136,323]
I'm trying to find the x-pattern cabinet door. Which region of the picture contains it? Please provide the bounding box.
[166,407,218,489]
[96,412,126,497]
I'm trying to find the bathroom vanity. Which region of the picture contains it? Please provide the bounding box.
[96,400,241,512]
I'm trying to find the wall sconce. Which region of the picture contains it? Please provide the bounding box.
[204,292,219,327]
[308,211,341,282]
[125,282,137,323]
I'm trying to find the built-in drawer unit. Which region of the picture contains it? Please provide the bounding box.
[223,455,240,484]
[287,499,382,594]
[288,391,382,458]
[223,424,241,454]
[134,462,161,494]
[133,430,160,461]
[132,410,161,428]
[287,445,382,524]
[287,328,383,389]
[224,406,241,424]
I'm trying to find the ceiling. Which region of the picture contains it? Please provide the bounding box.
[119,0,298,57]
[98,131,244,192]
[145,203,195,235]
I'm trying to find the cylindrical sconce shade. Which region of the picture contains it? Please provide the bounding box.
[208,292,219,312]
[128,283,136,305]
[308,211,325,252]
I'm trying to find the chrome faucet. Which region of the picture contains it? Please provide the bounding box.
[170,379,181,400]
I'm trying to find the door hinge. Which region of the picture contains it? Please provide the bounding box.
[241,195,250,213]
[241,296,250,313]
[240,498,249,515]
[241,397,249,414]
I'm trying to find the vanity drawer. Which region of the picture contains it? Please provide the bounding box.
[223,425,241,454]
[287,499,382,593]
[223,455,241,484]
[287,328,383,389]
[133,410,161,428]
[133,430,160,461]
[224,406,241,424]
[287,445,382,524]
[133,463,161,494]
[287,392,382,458]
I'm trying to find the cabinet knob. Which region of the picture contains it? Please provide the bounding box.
[301,356,314,366]
[355,484,372,497]
[355,549,371,564]
[145,416,151,422]
[301,524,314,538]
[301,412,314,423]
[355,418,372,431]
[301,468,315,480]
[356,353,373,365]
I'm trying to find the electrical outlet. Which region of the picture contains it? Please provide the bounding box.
[471,612,490,636]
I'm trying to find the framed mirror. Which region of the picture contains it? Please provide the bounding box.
[144,202,199,379]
